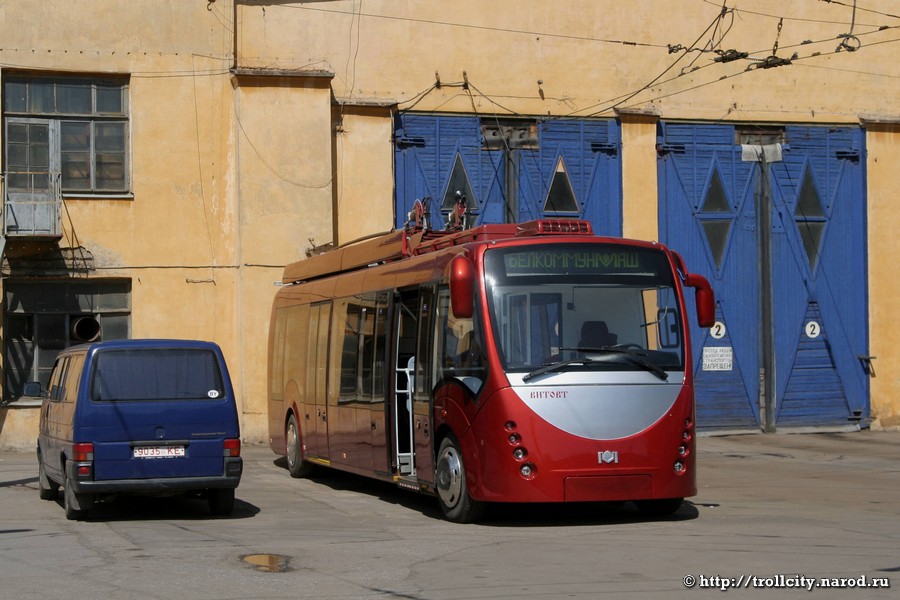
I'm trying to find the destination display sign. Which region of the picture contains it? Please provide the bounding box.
[501,246,667,277]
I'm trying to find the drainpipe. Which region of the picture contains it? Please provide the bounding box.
[742,142,782,433]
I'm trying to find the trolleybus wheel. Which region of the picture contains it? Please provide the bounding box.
[286,413,314,478]
[635,497,683,516]
[435,435,485,523]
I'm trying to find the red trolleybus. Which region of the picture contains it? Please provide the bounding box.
[268,219,714,522]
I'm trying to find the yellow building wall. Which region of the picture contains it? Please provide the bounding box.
[233,0,900,431]
[1,1,898,447]
[865,123,900,429]
[235,0,897,122]
[232,75,335,441]
[334,105,396,244]
[619,112,661,243]
[0,2,247,448]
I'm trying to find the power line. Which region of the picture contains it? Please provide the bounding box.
[701,0,898,25]
[243,1,671,50]
[574,5,737,117]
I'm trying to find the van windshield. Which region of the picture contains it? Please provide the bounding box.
[90,348,225,402]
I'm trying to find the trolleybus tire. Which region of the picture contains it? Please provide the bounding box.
[285,413,314,478]
[436,435,485,523]
[635,497,683,516]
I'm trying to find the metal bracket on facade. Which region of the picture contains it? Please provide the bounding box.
[656,143,686,155]
[858,355,876,377]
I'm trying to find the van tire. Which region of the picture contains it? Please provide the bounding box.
[63,475,89,521]
[286,413,314,478]
[208,488,235,516]
[38,455,59,501]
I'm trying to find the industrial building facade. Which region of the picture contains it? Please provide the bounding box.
[1,1,898,448]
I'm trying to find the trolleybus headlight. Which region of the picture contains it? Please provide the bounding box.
[520,463,536,479]
[508,433,521,445]
[682,430,692,442]
[673,461,685,474]
[504,421,517,431]
[677,445,688,456]
[513,447,528,460]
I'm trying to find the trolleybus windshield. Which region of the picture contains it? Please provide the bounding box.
[484,244,684,376]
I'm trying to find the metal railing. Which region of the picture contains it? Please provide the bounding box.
[1,171,63,237]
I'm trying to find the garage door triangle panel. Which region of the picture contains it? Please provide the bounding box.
[694,305,760,431]
[777,303,851,426]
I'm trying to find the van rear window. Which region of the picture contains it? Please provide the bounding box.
[89,349,225,402]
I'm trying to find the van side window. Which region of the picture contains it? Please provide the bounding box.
[63,355,84,403]
[48,358,68,402]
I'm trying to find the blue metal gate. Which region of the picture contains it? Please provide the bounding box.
[393,114,622,235]
[658,122,869,430]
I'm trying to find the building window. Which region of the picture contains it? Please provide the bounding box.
[3,74,129,196]
[3,279,131,403]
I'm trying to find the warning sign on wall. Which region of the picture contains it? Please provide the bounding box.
[702,346,733,371]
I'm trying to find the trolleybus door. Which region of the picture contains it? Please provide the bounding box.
[412,286,436,485]
[393,291,419,476]
[306,302,331,459]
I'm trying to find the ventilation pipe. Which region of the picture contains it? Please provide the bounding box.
[71,316,101,343]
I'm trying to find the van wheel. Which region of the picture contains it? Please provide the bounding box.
[63,475,90,521]
[285,414,313,478]
[38,455,59,501]
[435,435,485,523]
[208,488,235,516]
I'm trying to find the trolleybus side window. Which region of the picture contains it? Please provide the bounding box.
[339,301,362,400]
[436,288,487,392]
[283,304,309,402]
[414,286,435,403]
[308,302,331,407]
[270,309,287,399]
[337,294,389,404]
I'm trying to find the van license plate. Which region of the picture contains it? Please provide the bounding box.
[133,446,185,458]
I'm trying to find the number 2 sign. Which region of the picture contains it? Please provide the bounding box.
[805,321,821,339]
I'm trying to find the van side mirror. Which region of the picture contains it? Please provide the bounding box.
[23,381,43,397]
[449,255,475,319]
[684,273,715,328]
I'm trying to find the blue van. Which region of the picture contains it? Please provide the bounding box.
[35,339,243,520]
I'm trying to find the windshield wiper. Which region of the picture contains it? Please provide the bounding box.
[523,358,593,383]
[557,346,669,381]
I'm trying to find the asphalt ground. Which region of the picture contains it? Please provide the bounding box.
[0,431,897,599]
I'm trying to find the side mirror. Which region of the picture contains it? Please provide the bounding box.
[684,273,715,328]
[449,255,475,319]
[23,381,43,397]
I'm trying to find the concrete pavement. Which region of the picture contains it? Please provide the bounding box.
[0,431,896,599]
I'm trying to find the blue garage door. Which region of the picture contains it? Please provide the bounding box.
[394,114,622,235]
[659,122,869,431]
